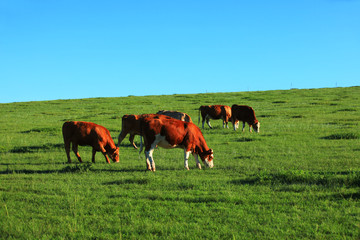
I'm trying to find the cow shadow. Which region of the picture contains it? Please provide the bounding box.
[0,163,150,175]
[9,143,63,153]
[0,168,59,175]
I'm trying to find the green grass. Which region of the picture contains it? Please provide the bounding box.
[0,87,359,239]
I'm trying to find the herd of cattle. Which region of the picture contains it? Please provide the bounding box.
[62,104,260,171]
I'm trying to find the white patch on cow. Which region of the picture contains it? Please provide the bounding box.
[155,134,177,149]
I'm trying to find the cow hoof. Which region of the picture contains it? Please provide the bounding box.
[185,167,190,170]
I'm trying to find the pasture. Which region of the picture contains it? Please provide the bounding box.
[0,87,359,239]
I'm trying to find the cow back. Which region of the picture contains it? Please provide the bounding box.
[156,110,193,123]
[231,105,258,124]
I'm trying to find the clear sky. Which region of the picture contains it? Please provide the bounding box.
[1,0,359,103]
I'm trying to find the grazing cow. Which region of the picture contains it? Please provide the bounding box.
[156,110,193,123]
[62,121,119,163]
[117,114,173,149]
[199,105,238,129]
[139,115,214,171]
[231,105,260,133]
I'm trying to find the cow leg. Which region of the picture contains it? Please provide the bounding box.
[192,153,202,169]
[145,148,155,171]
[117,131,125,147]
[92,148,97,163]
[144,135,161,171]
[72,144,83,163]
[225,116,230,129]
[242,122,246,132]
[64,141,72,163]
[206,117,212,129]
[141,137,152,171]
[144,151,152,171]
[99,146,111,164]
[202,119,206,129]
[222,120,226,128]
[184,150,191,170]
[144,139,157,171]
[129,134,138,149]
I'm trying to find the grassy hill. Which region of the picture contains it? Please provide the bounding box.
[0,87,359,239]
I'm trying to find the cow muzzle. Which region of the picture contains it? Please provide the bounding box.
[203,156,214,168]
[253,122,260,133]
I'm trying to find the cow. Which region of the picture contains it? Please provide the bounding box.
[198,105,238,129]
[156,110,193,123]
[139,115,214,171]
[231,105,260,133]
[62,121,119,163]
[117,114,173,149]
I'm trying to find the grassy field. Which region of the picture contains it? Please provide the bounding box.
[0,87,359,239]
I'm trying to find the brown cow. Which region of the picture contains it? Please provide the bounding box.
[231,105,260,132]
[117,114,173,148]
[156,110,193,123]
[62,121,119,163]
[139,115,214,171]
[199,105,238,129]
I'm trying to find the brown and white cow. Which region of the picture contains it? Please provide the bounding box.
[117,114,173,149]
[231,105,260,133]
[199,105,238,129]
[156,110,193,123]
[139,115,214,171]
[62,121,119,163]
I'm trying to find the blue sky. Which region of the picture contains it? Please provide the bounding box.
[1,0,359,103]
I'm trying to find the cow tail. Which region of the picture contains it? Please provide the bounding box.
[198,107,200,125]
[139,136,143,155]
[139,120,144,155]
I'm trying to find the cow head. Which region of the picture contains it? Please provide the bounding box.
[252,121,260,133]
[200,149,214,168]
[109,147,120,162]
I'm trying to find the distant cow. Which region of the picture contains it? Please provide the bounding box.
[117,114,173,149]
[156,110,192,123]
[139,115,214,171]
[62,121,119,163]
[199,105,238,129]
[231,105,260,133]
